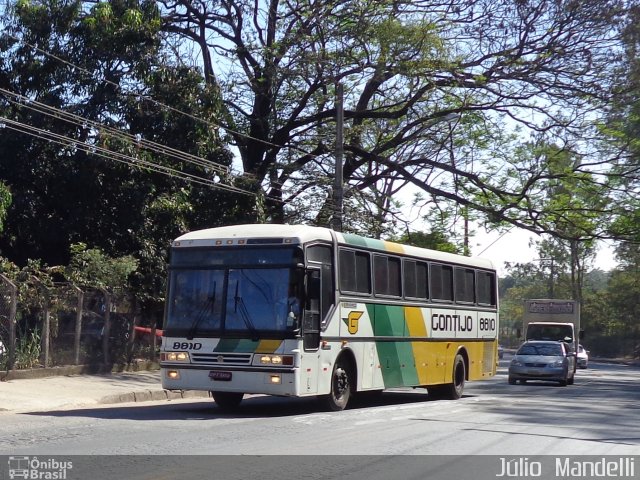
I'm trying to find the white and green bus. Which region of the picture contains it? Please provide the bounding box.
[161,224,498,411]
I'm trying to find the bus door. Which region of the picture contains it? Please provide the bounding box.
[299,268,321,394]
[303,268,321,351]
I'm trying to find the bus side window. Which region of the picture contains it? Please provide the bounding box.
[455,267,476,303]
[431,263,453,301]
[477,271,496,306]
[306,245,336,327]
[321,263,334,322]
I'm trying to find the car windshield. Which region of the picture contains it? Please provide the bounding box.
[517,344,563,356]
[526,324,573,342]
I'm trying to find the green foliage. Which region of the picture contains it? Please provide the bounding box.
[1,0,639,363]
[394,230,460,254]
[501,255,640,358]
[65,243,138,289]
[0,0,236,306]
[13,327,41,369]
[150,0,633,244]
[0,183,11,232]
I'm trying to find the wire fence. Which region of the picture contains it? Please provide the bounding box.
[0,274,162,371]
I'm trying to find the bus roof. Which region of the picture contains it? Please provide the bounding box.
[174,224,496,270]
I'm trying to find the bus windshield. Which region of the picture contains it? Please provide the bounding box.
[164,247,302,337]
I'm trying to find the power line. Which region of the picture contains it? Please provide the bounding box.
[0,87,229,175]
[477,226,515,256]
[0,115,258,197]
[3,32,316,158]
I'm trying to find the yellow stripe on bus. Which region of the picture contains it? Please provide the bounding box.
[405,307,428,337]
[255,339,282,353]
[405,307,430,385]
[383,240,405,254]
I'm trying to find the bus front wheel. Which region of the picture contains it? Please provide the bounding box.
[211,391,244,410]
[324,357,353,411]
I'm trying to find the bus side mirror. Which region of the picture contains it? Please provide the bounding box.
[579,329,585,340]
[516,328,521,339]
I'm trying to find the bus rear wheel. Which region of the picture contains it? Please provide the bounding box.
[211,391,244,410]
[442,354,466,400]
[324,357,353,411]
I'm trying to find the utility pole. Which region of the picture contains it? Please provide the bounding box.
[540,257,555,298]
[332,82,344,232]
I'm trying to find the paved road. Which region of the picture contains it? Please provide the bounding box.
[1,360,638,453]
[0,361,638,479]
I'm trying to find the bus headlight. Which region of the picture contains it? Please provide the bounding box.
[257,354,293,366]
[161,352,190,362]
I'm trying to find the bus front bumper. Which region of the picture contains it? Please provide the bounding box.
[161,366,299,396]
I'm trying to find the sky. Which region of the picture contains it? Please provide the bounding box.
[398,182,619,276]
[471,227,618,276]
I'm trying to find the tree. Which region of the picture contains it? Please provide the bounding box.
[499,263,619,353]
[602,3,640,245]
[394,229,459,254]
[522,141,606,303]
[159,0,632,242]
[0,0,236,302]
[0,182,11,232]
[64,243,138,290]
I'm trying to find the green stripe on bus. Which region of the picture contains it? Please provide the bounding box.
[397,341,420,385]
[213,338,260,352]
[373,304,419,387]
[373,304,404,336]
[342,233,386,251]
[375,341,420,388]
[376,341,403,387]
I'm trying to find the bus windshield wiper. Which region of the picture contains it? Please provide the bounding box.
[187,281,216,340]
[234,280,259,340]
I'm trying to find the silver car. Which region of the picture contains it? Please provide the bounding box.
[577,344,589,369]
[508,340,574,386]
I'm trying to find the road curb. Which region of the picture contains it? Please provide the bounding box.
[99,389,210,405]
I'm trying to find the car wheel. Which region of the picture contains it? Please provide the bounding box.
[508,377,517,385]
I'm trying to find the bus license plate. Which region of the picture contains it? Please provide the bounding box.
[209,371,232,381]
